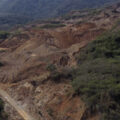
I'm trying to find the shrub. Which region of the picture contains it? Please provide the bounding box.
[71,30,120,120]
[0,99,8,120]
[49,67,73,82]
[0,62,4,67]
[40,23,65,29]
[0,31,10,39]
[46,64,57,72]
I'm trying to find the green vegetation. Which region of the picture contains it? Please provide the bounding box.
[50,70,72,82]
[0,31,10,39]
[88,8,101,16]
[71,31,120,120]
[111,19,120,31]
[0,15,32,30]
[47,64,72,82]
[0,0,119,30]
[0,99,8,120]
[62,13,86,20]
[0,62,4,67]
[47,108,54,118]
[46,64,62,82]
[0,0,118,20]
[41,23,66,29]
[46,64,57,72]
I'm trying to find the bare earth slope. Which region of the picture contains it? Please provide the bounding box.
[0,3,120,120]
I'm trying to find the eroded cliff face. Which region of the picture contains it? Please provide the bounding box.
[0,3,120,120]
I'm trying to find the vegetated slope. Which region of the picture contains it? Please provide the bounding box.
[0,0,120,30]
[71,30,120,120]
[0,0,120,19]
[0,14,32,30]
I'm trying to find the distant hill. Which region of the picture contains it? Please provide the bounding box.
[0,0,120,30]
[0,14,32,30]
[0,0,120,19]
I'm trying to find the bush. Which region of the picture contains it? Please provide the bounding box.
[71,30,120,120]
[0,31,10,39]
[48,67,73,82]
[46,64,57,72]
[0,62,4,67]
[0,99,8,120]
[40,23,65,29]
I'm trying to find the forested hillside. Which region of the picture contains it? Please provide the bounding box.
[0,0,120,19]
[0,0,120,30]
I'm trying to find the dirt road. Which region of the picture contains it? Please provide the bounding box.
[0,88,35,120]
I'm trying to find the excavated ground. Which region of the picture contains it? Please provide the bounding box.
[0,3,120,120]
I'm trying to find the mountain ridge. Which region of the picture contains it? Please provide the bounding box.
[0,0,120,30]
[0,0,120,19]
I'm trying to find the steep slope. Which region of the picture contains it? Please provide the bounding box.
[72,30,120,120]
[0,3,120,120]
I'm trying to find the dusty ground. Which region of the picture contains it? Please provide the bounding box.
[0,3,120,120]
